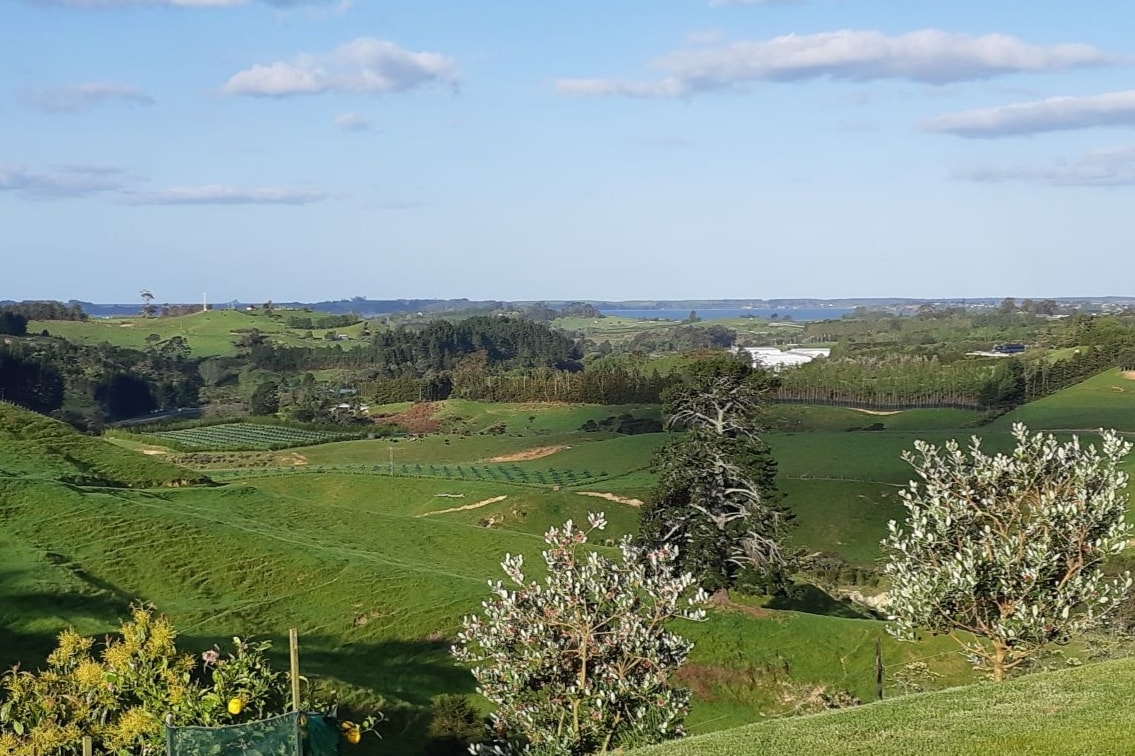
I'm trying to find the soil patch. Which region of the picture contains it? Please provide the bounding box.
[576,491,643,507]
[490,445,570,463]
[674,664,763,702]
[418,495,508,517]
[140,448,169,455]
[372,402,442,434]
[1123,371,1135,380]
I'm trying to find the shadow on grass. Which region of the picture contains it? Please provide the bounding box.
[768,583,879,620]
[0,585,134,669]
[0,567,478,756]
[219,635,479,756]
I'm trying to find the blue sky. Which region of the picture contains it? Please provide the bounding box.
[4,1,1135,304]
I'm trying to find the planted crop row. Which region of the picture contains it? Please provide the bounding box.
[208,463,612,485]
[143,423,355,451]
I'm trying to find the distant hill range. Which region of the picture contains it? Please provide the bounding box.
[8,296,1135,319]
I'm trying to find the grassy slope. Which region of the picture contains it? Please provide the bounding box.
[0,401,205,486]
[635,656,1135,755]
[0,400,971,752]
[31,309,371,358]
[994,368,1135,432]
[5,377,1135,752]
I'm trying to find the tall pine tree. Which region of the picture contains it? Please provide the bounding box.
[637,355,792,595]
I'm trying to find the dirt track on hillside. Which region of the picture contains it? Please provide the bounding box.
[576,491,643,507]
[490,446,569,462]
[418,495,508,517]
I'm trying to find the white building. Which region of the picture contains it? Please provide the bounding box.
[733,346,830,371]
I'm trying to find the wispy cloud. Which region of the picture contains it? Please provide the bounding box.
[23,0,332,8]
[923,90,1135,138]
[121,185,330,205]
[954,147,1135,187]
[557,29,1115,98]
[219,37,458,97]
[0,163,126,199]
[334,112,373,132]
[22,83,154,113]
[1,161,331,205]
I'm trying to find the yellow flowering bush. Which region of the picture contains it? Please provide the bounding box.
[0,604,337,755]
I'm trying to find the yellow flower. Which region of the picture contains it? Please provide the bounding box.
[47,628,92,668]
[144,616,178,656]
[106,707,160,750]
[102,642,133,671]
[74,659,106,690]
[227,697,244,715]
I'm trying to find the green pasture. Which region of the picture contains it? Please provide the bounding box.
[0,468,971,753]
[994,368,1135,432]
[635,656,1135,756]
[553,313,803,349]
[430,399,661,435]
[781,479,903,567]
[762,404,984,433]
[0,402,202,486]
[553,315,682,344]
[6,373,1135,753]
[679,610,972,734]
[31,309,370,358]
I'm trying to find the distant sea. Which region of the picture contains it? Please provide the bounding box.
[601,308,853,322]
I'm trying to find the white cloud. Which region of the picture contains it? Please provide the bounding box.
[0,163,126,199]
[954,147,1135,187]
[121,185,329,205]
[220,37,458,97]
[556,78,688,98]
[557,29,1115,98]
[334,112,372,131]
[22,83,154,113]
[923,90,1135,138]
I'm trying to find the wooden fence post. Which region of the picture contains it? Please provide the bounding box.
[875,636,884,701]
[82,736,93,756]
[289,628,301,713]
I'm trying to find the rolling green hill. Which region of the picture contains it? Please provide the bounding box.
[633,656,1135,756]
[0,401,207,487]
[31,308,370,358]
[4,374,1135,753]
[993,368,1135,432]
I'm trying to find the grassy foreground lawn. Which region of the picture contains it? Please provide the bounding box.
[635,656,1135,755]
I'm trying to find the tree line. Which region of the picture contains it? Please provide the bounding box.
[245,316,583,374]
[0,335,201,426]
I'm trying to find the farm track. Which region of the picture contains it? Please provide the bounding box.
[418,495,509,517]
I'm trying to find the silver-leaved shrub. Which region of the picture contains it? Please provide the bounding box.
[882,423,1133,681]
[453,512,708,755]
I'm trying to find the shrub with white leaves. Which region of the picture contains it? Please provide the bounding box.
[882,423,1133,681]
[453,512,708,755]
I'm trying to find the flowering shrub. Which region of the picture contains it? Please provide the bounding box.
[0,605,343,754]
[453,513,708,755]
[882,424,1134,681]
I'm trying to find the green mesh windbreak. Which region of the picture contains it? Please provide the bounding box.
[165,711,340,756]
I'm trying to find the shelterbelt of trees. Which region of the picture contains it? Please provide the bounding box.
[3,301,1135,431]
